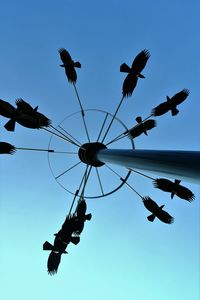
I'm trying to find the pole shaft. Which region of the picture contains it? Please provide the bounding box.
[96,149,200,183]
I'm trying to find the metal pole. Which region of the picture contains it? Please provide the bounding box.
[96,149,200,183]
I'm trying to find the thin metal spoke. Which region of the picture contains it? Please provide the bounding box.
[58,125,82,146]
[106,132,128,146]
[128,168,154,180]
[101,96,124,143]
[43,127,79,147]
[50,125,80,147]
[73,83,90,142]
[16,147,54,153]
[80,165,93,197]
[105,164,143,200]
[55,161,81,180]
[96,113,109,142]
[95,168,104,195]
[50,151,78,154]
[68,165,89,215]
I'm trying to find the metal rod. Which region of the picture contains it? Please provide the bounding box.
[96,149,200,183]
[73,83,90,142]
[55,161,81,179]
[16,147,54,153]
[101,96,124,143]
[58,125,82,146]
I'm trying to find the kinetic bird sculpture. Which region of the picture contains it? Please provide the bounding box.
[143,196,174,224]
[152,89,189,117]
[0,98,51,131]
[43,197,92,275]
[153,178,195,202]
[120,49,150,97]
[127,116,156,139]
[59,48,81,83]
[0,141,16,154]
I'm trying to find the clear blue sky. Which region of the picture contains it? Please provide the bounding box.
[0,1,199,299]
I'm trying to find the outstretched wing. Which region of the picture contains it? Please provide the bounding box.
[131,49,150,73]
[151,101,171,116]
[175,185,195,202]
[143,119,156,131]
[156,210,174,224]
[15,98,34,114]
[122,73,138,97]
[170,89,189,106]
[153,178,174,193]
[58,48,72,64]
[142,196,160,213]
[0,99,15,118]
[129,123,144,138]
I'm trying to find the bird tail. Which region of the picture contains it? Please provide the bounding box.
[85,213,92,221]
[120,63,131,73]
[74,61,81,68]
[70,236,80,245]
[4,119,16,131]
[147,214,156,222]
[43,241,54,251]
[171,107,179,116]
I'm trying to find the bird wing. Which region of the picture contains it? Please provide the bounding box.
[15,98,34,114]
[151,101,171,116]
[0,99,15,118]
[143,119,156,131]
[153,178,174,192]
[122,73,138,97]
[131,49,150,73]
[64,66,77,83]
[58,48,72,64]
[142,196,160,213]
[156,209,174,224]
[120,63,131,73]
[176,185,195,202]
[170,89,190,105]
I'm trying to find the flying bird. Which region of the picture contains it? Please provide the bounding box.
[128,116,156,139]
[0,142,16,154]
[120,49,150,97]
[152,89,189,117]
[3,98,51,131]
[58,48,81,83]
[153,178,195,202]
[143,196,174,224]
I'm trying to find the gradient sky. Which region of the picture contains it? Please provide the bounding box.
[0,1,199,299]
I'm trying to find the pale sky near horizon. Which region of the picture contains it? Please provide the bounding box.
[0,1,199,299]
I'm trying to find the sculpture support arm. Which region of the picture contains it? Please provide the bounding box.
[96,149,200,183]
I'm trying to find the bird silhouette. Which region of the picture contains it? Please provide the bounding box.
[2,98,51,131]
[153,178,194,202]
[143,196,174,224]
[128,116,156,138]
[120,49,150,97]
[152,89,189,117]
[0,142,16,154]
[59,48,81,83]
